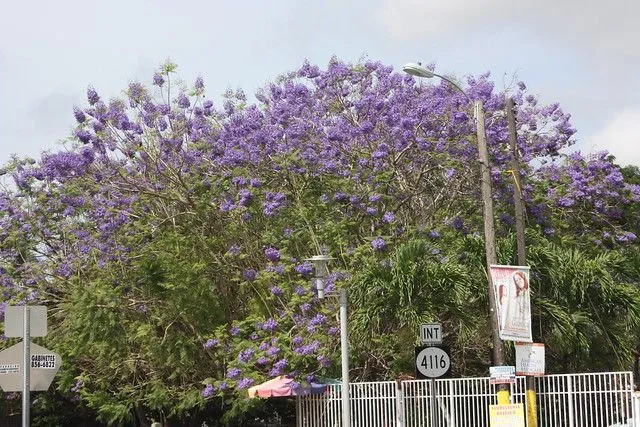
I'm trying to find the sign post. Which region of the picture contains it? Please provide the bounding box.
[416,323,449,427]
[22,306,30,427]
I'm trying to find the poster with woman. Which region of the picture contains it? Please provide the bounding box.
[490,265,532,342]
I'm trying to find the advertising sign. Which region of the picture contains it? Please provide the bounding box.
[515,342,545,376]
[489,404,525,427]
[490,265,532,342]
[489,365,516,385]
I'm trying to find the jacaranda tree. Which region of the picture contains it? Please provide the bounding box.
[1,58,639,425]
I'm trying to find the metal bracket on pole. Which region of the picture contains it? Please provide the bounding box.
[339,288,350,427]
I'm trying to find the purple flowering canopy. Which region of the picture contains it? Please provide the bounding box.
[0,58,638,422]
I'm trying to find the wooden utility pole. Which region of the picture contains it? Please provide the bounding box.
[507,98,526,265]
[475,100,510,404]
[507,97,538,426]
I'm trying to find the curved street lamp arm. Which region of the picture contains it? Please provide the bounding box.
[431,72,470,101]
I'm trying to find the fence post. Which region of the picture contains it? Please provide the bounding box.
[567,376,575,427]
[396,380,404,427]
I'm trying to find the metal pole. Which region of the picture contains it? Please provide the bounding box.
[395,380,404,427]
[430,378,438,427]
[22,306,30,427]
[475,100,509,404]
[339,288,350,427]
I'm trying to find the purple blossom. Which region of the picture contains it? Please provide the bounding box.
[74,129,92,144]
[263,192,287,216]
[243,269,257,282]
[371,237,386,251]
[238,189,253,206]
[266,346,280,357]
[230,325,241,336]
[238,348,255,363]
[256,356,269,365]
[452,217,464,231]
[294,340,320,355]
[617,232,637,242]
[300,302,311,313]
[294,286,307,296]
[428,230,441,239]
[202,384,216,398]
[73,107,86,123]
[204,339,219,349]
[87,86,100,105]
[195,76,205,90]
[295,262,313,278]
[70,379,83,393]
[237,377,255,389]
[270,285,283,296]
[177,93,190,108]
[261,318,278,332]
[274,358,288,370]
[317,355,331,368]
[557,197,575,207]
[153,73,164,86]
[382,211,395,223]
[366,207,378,216]
[328,327,339,335]
[264,247,281,262]
[308,313,327,327]
[334,192,349,202]
[227,244,241,256]
[226,367,241,379]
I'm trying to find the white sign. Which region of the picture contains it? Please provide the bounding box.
[420,323,442,345]
[515,343,545,376]
[489,365,516,385]
[489,404,525,427]
[0,364,19,375]
[4,306,48,337]
[0,342,62,391]
[415,346,450,378]
[489,265,532,342]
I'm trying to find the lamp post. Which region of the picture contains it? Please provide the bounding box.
[306,255,350,427]
[403,63,509,403]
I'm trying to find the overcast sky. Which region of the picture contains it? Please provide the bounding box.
[1,0,638,166]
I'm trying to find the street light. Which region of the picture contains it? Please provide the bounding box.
[402,63,469,101]
[403,62,509,404]
[306,254,350,427]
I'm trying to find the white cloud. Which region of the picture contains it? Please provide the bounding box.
[374,0,639,68]
[585,109,640,166]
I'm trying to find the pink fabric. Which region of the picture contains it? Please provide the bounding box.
[247,376,295,398]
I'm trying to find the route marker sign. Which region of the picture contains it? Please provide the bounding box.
[415,346,451,379]
[420,323,442,345]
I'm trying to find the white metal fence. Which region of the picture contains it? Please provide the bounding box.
[296,372,637,427]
